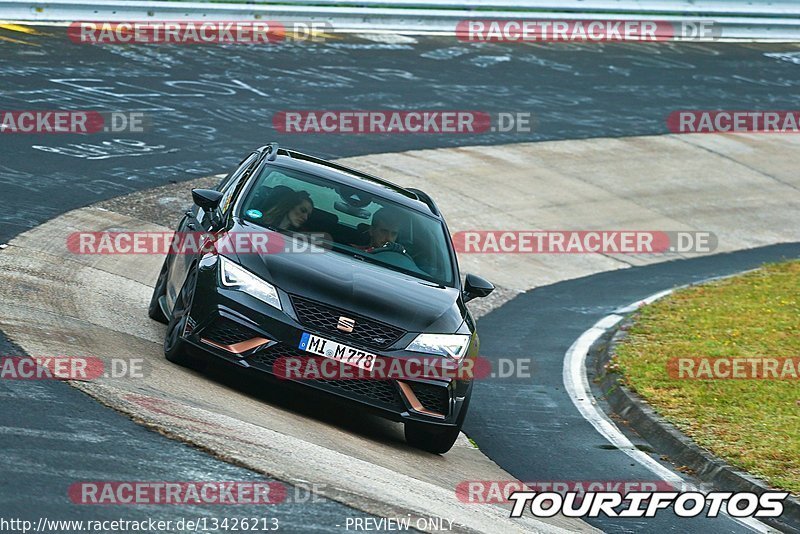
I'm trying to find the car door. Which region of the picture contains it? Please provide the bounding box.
[164,152,259,313]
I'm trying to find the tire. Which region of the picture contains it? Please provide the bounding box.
[163,267,204,370]
[148,255,171,323]
[404,421,461,454]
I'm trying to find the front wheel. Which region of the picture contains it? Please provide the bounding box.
[404,421,461,454]
[148,255,171,323]
[164,267,204,370]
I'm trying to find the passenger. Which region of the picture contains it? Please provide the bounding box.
[264,190,314,230]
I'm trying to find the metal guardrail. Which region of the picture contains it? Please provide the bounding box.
[1,0,799,39]
[154,0,800,17]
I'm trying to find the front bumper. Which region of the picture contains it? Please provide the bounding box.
[182,258,474,427]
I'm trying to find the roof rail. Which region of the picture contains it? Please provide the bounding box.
[255,143,278,161]
[284,149,418,200]
[406,187,439,216]
[259,146,436,213]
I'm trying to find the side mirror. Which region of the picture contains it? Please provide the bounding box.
[192,188,224,211]
[463,273,495,303]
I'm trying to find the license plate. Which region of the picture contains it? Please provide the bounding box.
[298,333,376,372]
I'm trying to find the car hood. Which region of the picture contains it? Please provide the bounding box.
[229,226,466,334]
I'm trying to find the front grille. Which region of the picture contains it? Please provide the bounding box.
[316,377,400,405]
[184,315,197,336]
[247,343,404,409]
[408,382,450,416]
[290,295,405,350]
[247,343,305,369]
[201,318,258,346]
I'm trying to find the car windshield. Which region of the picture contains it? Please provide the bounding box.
[237,165,456,287]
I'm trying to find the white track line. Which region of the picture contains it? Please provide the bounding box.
[563,286,774,533]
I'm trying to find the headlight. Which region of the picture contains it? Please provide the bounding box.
[406,333,471,361]
[219,256,282,310]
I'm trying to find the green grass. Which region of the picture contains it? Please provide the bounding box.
[613,260,800,495]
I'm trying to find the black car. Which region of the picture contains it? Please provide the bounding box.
[148,143,494,453]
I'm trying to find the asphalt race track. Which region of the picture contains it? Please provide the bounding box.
[2,28,800,241]
[0,372,398,531]
[2,26,800,533]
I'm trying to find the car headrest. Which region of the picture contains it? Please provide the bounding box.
[305,209,338,232]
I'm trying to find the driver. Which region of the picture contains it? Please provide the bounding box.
[357,207,406,253]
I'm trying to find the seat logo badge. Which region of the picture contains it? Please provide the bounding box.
[337,316,356,333]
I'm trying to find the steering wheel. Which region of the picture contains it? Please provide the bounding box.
[370,241,410,256]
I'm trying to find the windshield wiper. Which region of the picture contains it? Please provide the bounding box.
[328,242,375,263]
